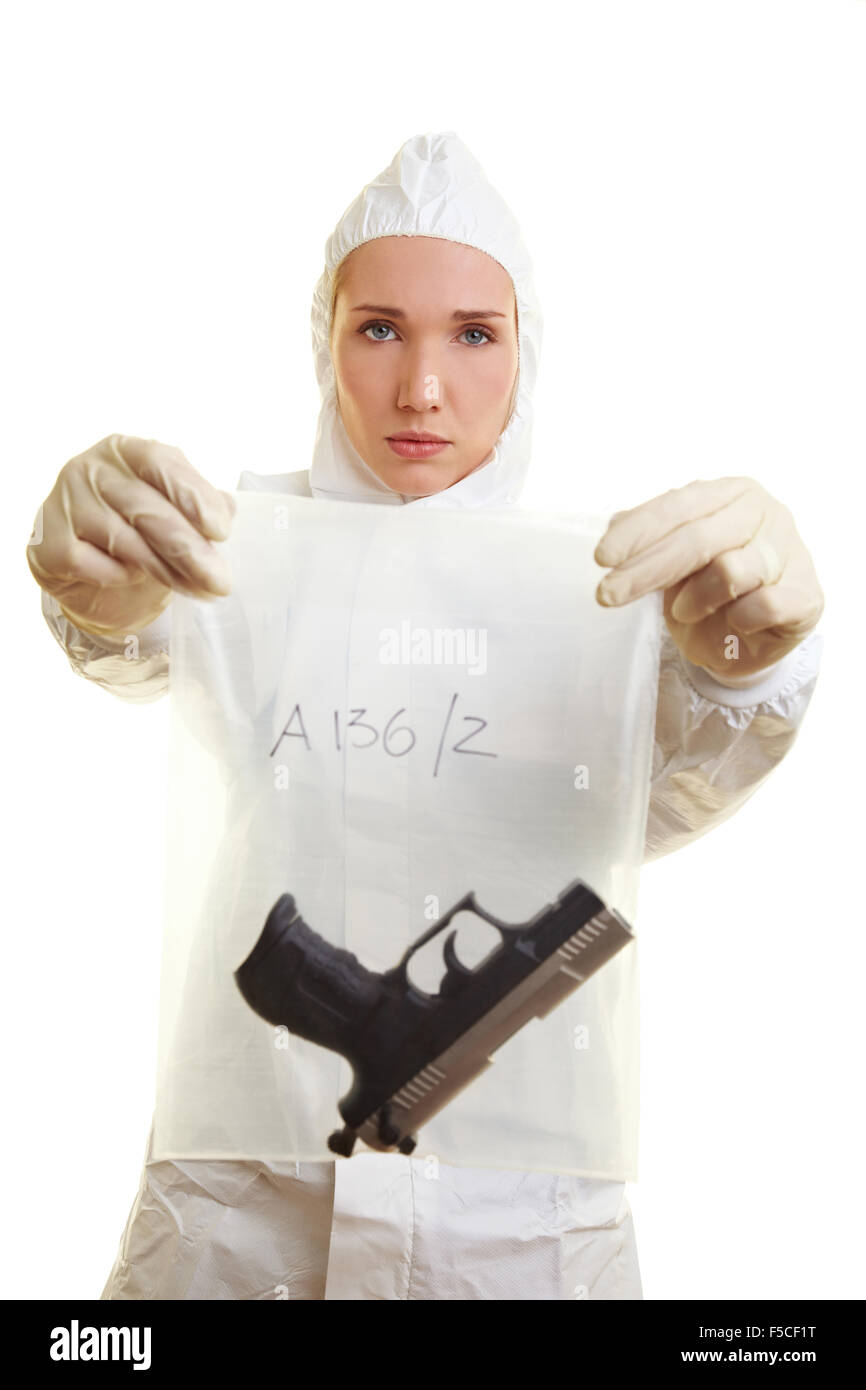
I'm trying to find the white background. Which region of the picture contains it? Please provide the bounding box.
[3,0,863,1300]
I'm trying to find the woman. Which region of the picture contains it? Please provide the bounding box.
[27,131,824,1300]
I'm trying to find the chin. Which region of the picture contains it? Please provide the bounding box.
[379,463,457,496]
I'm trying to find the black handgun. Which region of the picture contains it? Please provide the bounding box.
[234,878,634,1158]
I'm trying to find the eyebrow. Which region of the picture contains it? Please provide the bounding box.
[348,303,508,322]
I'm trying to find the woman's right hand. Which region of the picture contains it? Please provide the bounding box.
[25,434,237,640]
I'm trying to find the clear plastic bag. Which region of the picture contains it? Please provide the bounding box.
[152,492,662,1179]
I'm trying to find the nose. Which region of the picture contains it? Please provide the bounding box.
[396,349,443,412]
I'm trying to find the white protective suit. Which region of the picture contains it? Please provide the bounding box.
[40,132,824,1300]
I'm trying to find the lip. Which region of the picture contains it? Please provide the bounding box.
[386,432,451,460]
[388,431,449,443]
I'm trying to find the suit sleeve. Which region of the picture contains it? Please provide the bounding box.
[39,587,171,704]
[644,625,824,862]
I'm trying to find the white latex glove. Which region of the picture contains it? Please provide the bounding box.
[594,476,824,682]
[26,434,236,639]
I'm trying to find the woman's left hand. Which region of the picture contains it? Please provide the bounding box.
[593,477,824,681]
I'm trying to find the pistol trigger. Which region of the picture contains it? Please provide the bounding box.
[442,929,473,980]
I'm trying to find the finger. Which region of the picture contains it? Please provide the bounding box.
[725,577,824,637]
[57,535,216,600]
[26,524,131,590]
[112,435,235,541]
[596,489,766,606]
[27,481,142,589]
[73,502,230,598]
[669,536,786,623]
[92,469,232,594]
[594,477,755,568]
[27,509,201,596]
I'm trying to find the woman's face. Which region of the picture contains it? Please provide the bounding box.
[330,236,519,497]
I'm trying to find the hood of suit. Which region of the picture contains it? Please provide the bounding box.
[309,130,543,511]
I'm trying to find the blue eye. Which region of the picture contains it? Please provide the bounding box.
[362,322,397,342]
[459,327,494,346]
[358,321,495,345]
